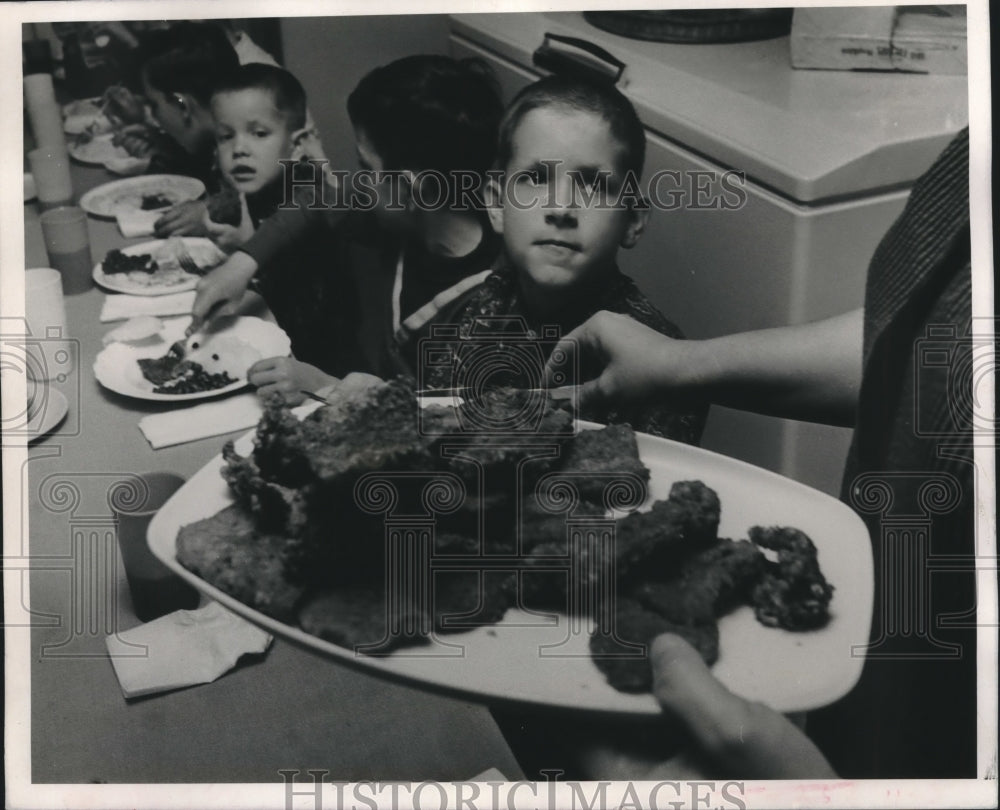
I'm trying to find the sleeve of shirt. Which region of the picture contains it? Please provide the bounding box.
[242,185,345,281]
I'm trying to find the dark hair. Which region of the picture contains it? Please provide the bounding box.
[138,22,239,106]
[211,63,307,131]
[496,75,646,176]
[347,55,502,178]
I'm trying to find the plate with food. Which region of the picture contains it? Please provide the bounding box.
[93,237,226,295]
[62,97,112,136]
[79,175,205,219]
[94,315,290,401]
[148,381,873,717]
[68,132,126,165]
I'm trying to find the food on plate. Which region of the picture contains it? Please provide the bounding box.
[557,423,650,503]
[145,360,237,395]
[750,526,835,630]
[176,504,306,622]
[136,333,259,394]
[102,248,157,276]
[176,378,835,693]
[589,597,720,693]
[99,240,224,289]
[141,192,174,210]
[207,184,243,226]
[613,480,722,581]
[102,84,147,126]
[101,315,163,346]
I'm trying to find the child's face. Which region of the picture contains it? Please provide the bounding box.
[489,106,646,294]
[212,88,295,194]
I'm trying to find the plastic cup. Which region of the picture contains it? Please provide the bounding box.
[24,267,69,381]
[112,472,200,623]
[23,73,67,151]
[39,206,92,295]
[28,147,73,211]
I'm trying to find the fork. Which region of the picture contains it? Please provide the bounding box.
[168,237,201,276]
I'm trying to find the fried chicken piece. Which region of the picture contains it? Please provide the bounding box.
[517,498,606,554]
[750,526,834,630]
[590,597,719,693]
[432,570,513,633]
[176,504,306,622]
[632,539,765,624]
[435,489,532,557]
[517,503,620,612]
[298,585,429,653]
[299,379,433,485]
[555,424,650,506]
[613,480,721,581]
[250,393,313,485]
[221,441,311,535]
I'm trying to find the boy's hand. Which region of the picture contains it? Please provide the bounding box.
[154,200,208,237]
[112,123,157,157]
[190,252,259,332]
[543,310,695,408]
[203,192,254,252]
[247,357,335,405]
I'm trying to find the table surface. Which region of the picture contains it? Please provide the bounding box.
[22,162,524,784]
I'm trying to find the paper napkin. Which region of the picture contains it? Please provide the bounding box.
[106,601,272,699]
[100,291,196,322]
[116,208,161,238]
[138,392,263,449]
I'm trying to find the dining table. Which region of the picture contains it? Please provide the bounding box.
[19,158,526,785]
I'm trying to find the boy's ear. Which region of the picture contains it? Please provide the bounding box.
[291,127,312,149]
[485,176,504,235]
[620,197,650,249]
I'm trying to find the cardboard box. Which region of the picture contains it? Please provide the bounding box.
[790,6,967,75]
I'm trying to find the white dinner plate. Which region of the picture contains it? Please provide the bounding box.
[79,175,205,219]
[148,418,874,718]
[93,238,226,296]
[69,133,127,165]
[26,388,69,443]
[93,315,290,402]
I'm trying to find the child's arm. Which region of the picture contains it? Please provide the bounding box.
[246,357,338,406]
[546,309,863,428]
[190,191,344,330]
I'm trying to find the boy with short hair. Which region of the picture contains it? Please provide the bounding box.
[210,63,310,224]
[191,55,505,402]
[207,63,357,380]
[403,74,706,443]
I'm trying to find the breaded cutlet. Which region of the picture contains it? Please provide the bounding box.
[176,504,306,622]
[554,424,650,506]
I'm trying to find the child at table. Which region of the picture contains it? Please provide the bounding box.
[121,21,326,237]
[190,55,505,402]
[396,74,706,442]
[205,63,357,377]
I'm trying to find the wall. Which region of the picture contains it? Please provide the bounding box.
[280,14,451,172]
